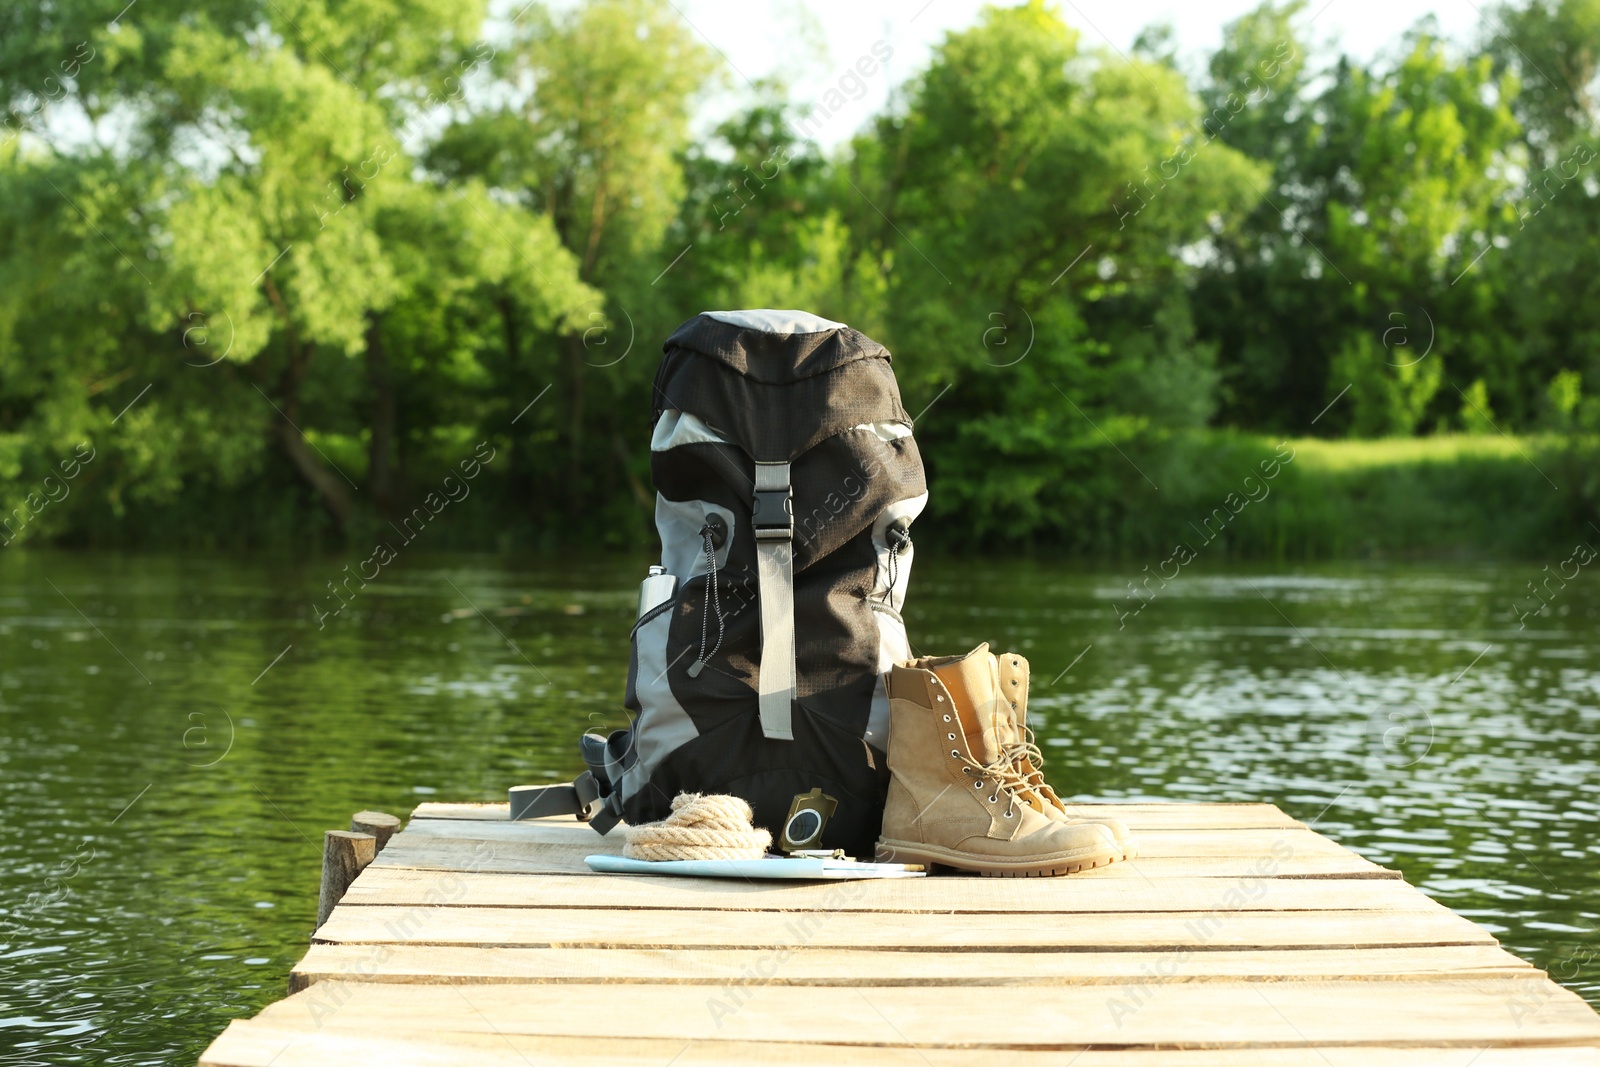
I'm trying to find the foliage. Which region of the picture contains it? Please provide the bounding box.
[1,0,1598,556]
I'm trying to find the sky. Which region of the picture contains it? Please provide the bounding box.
[659,0,1490,145]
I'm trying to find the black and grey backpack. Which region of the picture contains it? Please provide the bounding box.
[513,309,927,856]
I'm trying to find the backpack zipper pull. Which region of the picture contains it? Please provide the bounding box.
[881,522,911,606]
[689,516,727,678]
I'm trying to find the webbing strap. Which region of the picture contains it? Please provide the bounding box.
[508,774,600,821]
[753,461,796,741]
[507,732,629,834]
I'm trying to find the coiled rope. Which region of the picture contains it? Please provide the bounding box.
[622,792,772,861]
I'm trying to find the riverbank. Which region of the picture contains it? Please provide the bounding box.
[31,431,1599,560]
[1020,431,1594,561]
[1264,434,1592,559]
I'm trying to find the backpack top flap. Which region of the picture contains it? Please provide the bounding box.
[654,310,910,463]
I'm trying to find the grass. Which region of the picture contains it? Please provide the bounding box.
[1115,431,1591,561]
[1287,433,1551,472]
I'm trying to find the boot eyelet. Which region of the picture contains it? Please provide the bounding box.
[1005,809,1015,818]
[946,733,956,741]
[950,749,959,758]
[942,715,951,723]
[974,780,984,788]
[1010,679,1018,687]
[936,695,944,702]
[988,795,998,803]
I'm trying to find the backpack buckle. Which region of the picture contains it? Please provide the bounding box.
[752,488,792,541]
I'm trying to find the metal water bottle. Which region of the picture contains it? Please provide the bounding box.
[637,565,676,620]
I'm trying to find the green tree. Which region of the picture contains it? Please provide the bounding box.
[1477,1,1600,431]
[429,0,714,533]
[1196,9,1520,435]
[0,0,594,544]
[849,1,1265,541]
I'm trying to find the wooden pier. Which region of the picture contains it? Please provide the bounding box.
[198,801,1600,1065]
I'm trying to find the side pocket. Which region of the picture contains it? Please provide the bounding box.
[621,600,702,807]
[863,601,910,749]
[625,596,677,712]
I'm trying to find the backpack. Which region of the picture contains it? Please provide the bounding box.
[512,309,927,857]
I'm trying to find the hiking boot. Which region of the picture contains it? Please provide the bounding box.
[993,649,1138,860]
[904,644,1136,858]
[875,652,1121,876]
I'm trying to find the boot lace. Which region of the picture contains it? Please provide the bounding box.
[955,752,1036,818]
[1000,723,1065,806]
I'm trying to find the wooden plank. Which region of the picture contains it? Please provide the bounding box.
[409,800,1307,831]
[311,903,1496,951]
[397,819,1341,858]
[412,806,512,825]
[247,979,1600,1049]
[372,839,603,875]
[203,1022,1600,1067]
[1062,803,1306,830]
[410,801,510,821]
[341,865,1436,914]
[396,817,627,845]
[372,839,1400,879]
[391,819,1360,871]
[290,943,1541,991]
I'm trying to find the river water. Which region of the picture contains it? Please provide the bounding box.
[1,550,1596,1063]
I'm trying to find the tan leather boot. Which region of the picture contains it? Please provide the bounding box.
[875,653,1121,876]
[993,650,1139,860]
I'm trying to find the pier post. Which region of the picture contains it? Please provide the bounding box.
[350,811,402,852]
[317,831,376,930]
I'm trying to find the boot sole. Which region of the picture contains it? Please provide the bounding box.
[875,839,1121,877]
